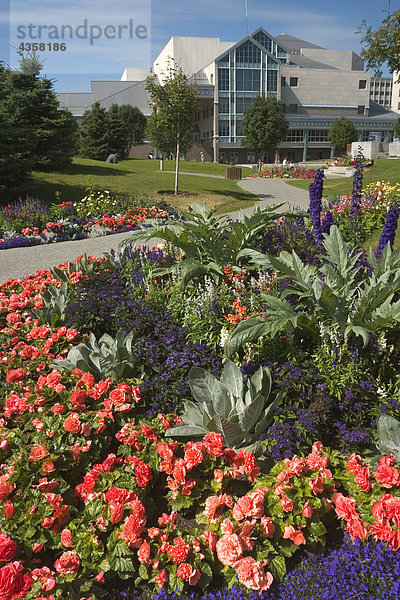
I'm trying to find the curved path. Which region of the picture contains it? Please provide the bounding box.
[0,179,310,283]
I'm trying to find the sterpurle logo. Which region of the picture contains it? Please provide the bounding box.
[9,0,151,75]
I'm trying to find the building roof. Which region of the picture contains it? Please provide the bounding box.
[287,53,336,70]
[275,33,324,50]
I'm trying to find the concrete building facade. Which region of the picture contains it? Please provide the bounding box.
[57,27,399,163]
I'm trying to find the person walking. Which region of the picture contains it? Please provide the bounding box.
[200,151,205,163]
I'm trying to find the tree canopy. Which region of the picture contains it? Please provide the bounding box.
[357,10,400,78]
[241,96,288,159]
[146,65,198,193]
[328,117,358,156]
[394,117,400,140]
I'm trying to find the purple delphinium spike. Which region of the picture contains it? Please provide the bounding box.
[376,201,400,256]
[308,168,324,243]
[321,210,333,235]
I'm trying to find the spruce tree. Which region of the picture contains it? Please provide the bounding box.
[105,104,129,157]
[117,104,147,155]
[0,63,33,201]
[242,96,288,160]
[79,101,109,160]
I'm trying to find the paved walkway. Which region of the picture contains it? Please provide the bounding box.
[0,179,311,283]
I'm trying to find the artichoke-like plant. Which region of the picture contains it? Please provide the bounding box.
[166,361,279,454]
[28,283,73,328]
[226,226,400,358]
[52,330,137,381]
[118,202,294,288]
[376,414,400,463]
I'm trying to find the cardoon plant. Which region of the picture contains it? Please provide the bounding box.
[308,168,324,242]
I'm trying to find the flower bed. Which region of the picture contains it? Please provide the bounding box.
[249,167,317,180]
[0,167,400,598]
[0,191,177,250]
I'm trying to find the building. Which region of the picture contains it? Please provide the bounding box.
[58,27,399,162]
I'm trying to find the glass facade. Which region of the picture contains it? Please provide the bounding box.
[217,32,286,144]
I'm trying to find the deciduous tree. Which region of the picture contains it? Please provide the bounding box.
[241,96,288,160]
[357,10,400,78]
[146,65,198,194]
[328,118,358,156]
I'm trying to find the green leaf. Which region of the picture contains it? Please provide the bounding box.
[166,424,207,438]
[224,316,269,359]
[207,414,242,446]
[220,361,243,401]
[270,555,286,580]
[377,414,400,462]
[189,366,216,405]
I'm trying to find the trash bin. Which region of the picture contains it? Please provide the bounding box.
[225,167,242,180]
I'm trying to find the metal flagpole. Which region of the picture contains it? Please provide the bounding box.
[244,0,248,35]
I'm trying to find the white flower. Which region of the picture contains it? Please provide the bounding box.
[220,327,230,348]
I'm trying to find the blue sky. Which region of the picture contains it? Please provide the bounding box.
[0,0,397,92]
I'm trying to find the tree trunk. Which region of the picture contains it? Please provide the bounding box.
[175,138,180,195]
[160,152,164,171]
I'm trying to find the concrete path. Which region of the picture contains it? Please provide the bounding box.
[0,179,311,283]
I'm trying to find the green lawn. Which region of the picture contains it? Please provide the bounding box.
[29,158,256,214]
[288,158,400,203]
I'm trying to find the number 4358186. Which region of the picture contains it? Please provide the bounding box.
[18,42,66,52]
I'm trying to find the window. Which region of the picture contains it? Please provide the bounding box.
[267,70,278,92]
[236,96,254,114]
[359,80,367,89]
[357,105,365,114]
[218,68,229,91]
[206,109,209,118]
[285,129,303,142]
[281,76,286,87]
[289,77,298,87]
[236,69,261,91]
[235,41,261,66]
[308,129,329,142]
[203,110,206,119]
[288,104,298,113]
[398,102,400,110]
[219,100,229,113]
[219,124,229,137]
[253,31,272,53]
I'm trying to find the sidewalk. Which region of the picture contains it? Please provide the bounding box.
[0,179,311,283]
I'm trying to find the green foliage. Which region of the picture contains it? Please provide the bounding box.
[146,64,198,193]
[328,118,358,155]
[394,117,400,140]
[376,414,400,462]
[167,361,279,453]
[357,10,400,77]
[117,104,146,150]
[242,96,288,157]
[28,283,74,327]
[52,330,139,381]
[120,201,285,287]
[79,101,109,161]
[0,62,77,172]
[226,226,400,358]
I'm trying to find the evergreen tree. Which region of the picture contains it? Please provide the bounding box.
[0,63,34,201]
[117,104,147,154]
[0,60,77,172]
[79,101,109,160]
[146,65,198,193]
[105,104,128,157]
[328,117,358,156]
[242,96,288,159]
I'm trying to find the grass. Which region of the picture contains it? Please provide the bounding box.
[288,158,400,203]
[28,157,257,214]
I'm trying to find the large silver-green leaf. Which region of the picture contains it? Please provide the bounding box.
[220,361,243,402]
[377,414,400,462]
[188,367,217,406]
[237,394,265,434]
[207,415,243,447]
[165,424,208,438]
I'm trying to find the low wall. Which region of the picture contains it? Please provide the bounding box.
[389,143,400,157]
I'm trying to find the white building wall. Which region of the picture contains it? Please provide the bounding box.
[392,72,400,114]
[120,68,151,81]
[153,36,235,81]
[281,66,370,108]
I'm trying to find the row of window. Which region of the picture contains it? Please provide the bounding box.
[194,108,214,122]
[218,68,279,92]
